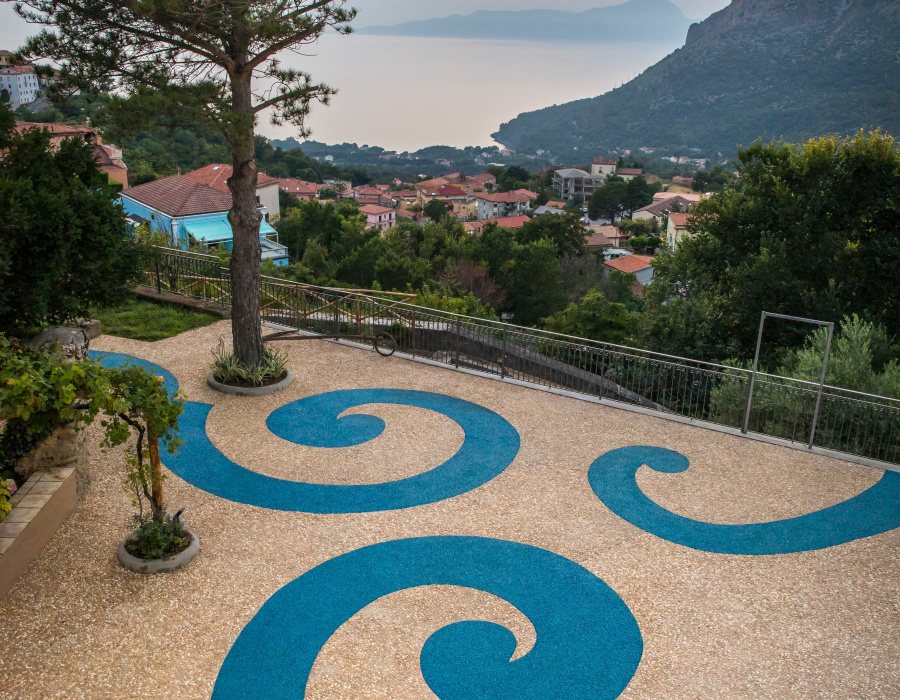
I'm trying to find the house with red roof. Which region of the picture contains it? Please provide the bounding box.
[633,195,694,226]
[615,167,644,182]
[464,215,532,234]
[353,185,385,205]
[360,204,396,231]
[604,254,656,295]
[119,174,288,264]
[475,191,533,220]
[591,156,617,178]
[13,122,129,188]
[279,178,320,202]
[184,164,280,221]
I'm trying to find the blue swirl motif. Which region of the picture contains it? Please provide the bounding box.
[88,350,180,395]
[212,536,643,700]
[589,446,900,555]
[168,389,520,513]
[89,352,520,514]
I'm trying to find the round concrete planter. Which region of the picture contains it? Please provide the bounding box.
[206,370,294,397]
[117,532,200,574]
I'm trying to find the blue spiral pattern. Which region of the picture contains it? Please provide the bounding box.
[212,536,643,700]
[88,350,180,395]
[589,446,900,554]
[89,351,520,514]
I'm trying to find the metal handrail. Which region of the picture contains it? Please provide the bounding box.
[139,245,900,467]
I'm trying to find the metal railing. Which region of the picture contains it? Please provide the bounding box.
[140,246,900,468]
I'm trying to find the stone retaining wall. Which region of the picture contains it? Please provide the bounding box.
[0,468,78,598]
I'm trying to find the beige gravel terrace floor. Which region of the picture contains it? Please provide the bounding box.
[0,320,898,699]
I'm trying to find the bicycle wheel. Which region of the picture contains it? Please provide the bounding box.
[373,332,398,357]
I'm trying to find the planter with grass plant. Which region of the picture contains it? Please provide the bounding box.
[207,339,294,396]
[0,339,194,574]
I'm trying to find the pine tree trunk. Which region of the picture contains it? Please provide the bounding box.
[227,70,265,367]
[148,429,164,514]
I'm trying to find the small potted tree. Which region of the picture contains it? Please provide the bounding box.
[0,339,193,574]
[102,364,197,574]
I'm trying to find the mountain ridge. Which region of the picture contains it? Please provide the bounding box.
[358,0,691,44]
[492,0,900,155]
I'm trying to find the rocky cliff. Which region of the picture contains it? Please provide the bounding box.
[493,0,900,156]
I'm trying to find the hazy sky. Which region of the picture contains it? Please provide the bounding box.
[0,0,729,49]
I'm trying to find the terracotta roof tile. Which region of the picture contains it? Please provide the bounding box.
[183,164,277,193]
[604,254,655,273]
[668,213,693,227]
[121,175,234,217]
[359,205,395,215]
[491,215,531,229]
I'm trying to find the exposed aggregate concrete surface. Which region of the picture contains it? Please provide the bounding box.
[0,321,897,699]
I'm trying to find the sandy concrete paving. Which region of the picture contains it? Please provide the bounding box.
[0,320,897,699]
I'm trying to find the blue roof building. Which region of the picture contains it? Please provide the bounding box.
[119,173,289,265]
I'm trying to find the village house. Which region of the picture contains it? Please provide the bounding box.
[532,205,568,217]
[666,212,694,250]
[0,65,39,110]
[552,168,604,201]
[615,167,644,183]
[464,215,531,234]
[632,195,695,226]
[604,254,656,295]
[352,185,384,205]
[653,191,704,204]
[587,224,628,248]
[591,157,617,178]
[475,191,533,220]
[13,122,129,188]
[183,164,280,221]
[388,189,419,207]
[359,204,396,231]
[119,174,288,264]
[417,184,473,218]
[278,178,319,202]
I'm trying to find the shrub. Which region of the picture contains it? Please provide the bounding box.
[210,340,288,386]
[125,510,191,560]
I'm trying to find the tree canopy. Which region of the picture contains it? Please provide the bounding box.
[0,107,139,336]
[646,131,900,363]
[15,0,355,366]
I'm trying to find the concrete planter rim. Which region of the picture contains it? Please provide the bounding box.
[117,531,200,575]
[206,369,294,396]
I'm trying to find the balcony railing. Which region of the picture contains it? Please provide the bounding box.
[139,246,900,469]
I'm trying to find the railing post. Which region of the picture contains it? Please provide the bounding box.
[301,290,308,330]
[333,300,340,335]
[500,328,508,378]
[808,322,835,448]
[154,258,162,294]
[742,311,767,434]
[454,317,461,368]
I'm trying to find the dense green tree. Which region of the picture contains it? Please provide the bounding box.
[588,179,628,221]
[505,239,567,325]
[17,0,355,367]
[543,289,639,345]
[648,131,900,362]
[517,214,587,257]
[0,108,139,335]
[622,175,658,215]
[424,199,450,222]
[693,164,735,192]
